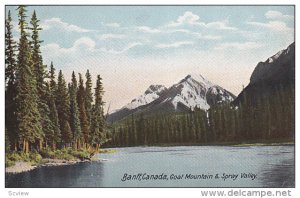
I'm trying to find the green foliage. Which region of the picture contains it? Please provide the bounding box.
[90,75,106,145]
[106,82,294,147]
[69,71,82,143]
[85,70,93,133]
[40,148,75,160]
[5,151,42,166]
[5,159,15,167]
[29,151,43,164]
[5,10,18,151]
[56,70,73,144]
[40,148,91,160]
[99,149,118,153]
[15,5,43,147]
[69,149,90,159]
[77,73,90,144]
[6,7,108,152]
[48,63,61,147]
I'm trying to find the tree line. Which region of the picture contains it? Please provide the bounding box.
[105,82,294,147]
[5,6,107,153]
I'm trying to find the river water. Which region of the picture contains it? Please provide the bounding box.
[6,145,294,187]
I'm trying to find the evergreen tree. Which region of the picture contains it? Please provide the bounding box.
[85,70,93,132]
[29,10,45,95]
[69,71,82,149]
[56,70,72,146]
[91,75,105,150]
[47,62,61,148]
[49,62,56,92]
[29,10,54,150]
[47,84,61,149]
[15,6,43,153]
[77,73,90,147]
[5,10,18,151]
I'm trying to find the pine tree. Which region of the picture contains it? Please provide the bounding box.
[49,62,56,92]
[77,73,90,147]
[48,62,61,148]
[85,70,93,133]
[15,6,43,153]
[91,75,105,150]
[29,10,44,95]
[56,70,72,146]
[5,10,18,151]
[69,71,82,149]
[29,10,54,150]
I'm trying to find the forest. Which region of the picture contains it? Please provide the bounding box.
[105,76,295,147]
[5,6,108,154]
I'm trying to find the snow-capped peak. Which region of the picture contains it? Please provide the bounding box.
[165,73,234,111]
[181,74,214,88]
[108,73,236,122]
[123,85,167,110]
[145,85,166,95]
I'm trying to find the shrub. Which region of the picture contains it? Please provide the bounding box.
[7,152,22,161]
[5,158,15,167]
[70,149,90,159]
[29,151,42,164]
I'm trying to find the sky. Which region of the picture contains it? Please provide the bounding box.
[6,5,294,111]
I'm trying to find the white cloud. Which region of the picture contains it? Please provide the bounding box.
[41,37,96,56]
[167,11,237,30]
[168,11,200,27]
[99,42,142,54]
[41,18,93,33]
[155,41,193,49]
[73,37,96,50]
[265,10,293,21]
[205,21,237,30]
[247,20,292,32]
[42,37,141,58]
[214,42,263,50]
[137,26,161,33]
[105,23,120,28]
[98,34,126,40]
[247,10,293,33]
[175,11,200,26]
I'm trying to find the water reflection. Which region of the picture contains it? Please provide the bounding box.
[6,161,104,188]
[6,146,294,188]
[261,159,295,187]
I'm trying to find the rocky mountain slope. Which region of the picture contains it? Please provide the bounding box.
[108,74,235,122]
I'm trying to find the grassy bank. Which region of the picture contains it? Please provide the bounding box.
[5,148,118,172]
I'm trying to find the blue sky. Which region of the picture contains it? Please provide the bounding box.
[6,6,294,111]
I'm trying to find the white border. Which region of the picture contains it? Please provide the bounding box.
[0,1,298,198]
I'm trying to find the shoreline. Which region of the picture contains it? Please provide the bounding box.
[103,141,295,149]
[5,157,106,174]
[6,142,294,174]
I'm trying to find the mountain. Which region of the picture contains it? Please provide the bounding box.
[108,74,235,122]
[107,85,167,122]
[233,42,295,105]
[122,85,167,110]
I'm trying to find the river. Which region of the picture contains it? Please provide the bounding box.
[5,145,294,187]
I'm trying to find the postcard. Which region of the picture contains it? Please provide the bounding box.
[5,5,295,188]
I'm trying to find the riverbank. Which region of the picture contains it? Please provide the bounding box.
[5,148,117,174]
[103,140,294,148]
[5,158,102,174]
